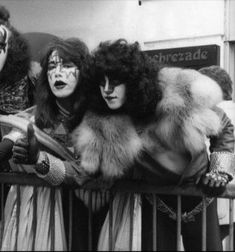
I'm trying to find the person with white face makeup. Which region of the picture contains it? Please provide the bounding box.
[99,76,126,110]
[0,7,34,249]
[0,4,34,181]
[0,37,92,251]
[47,50,80,99]
[0,6,33,116]
[0,24,9,72]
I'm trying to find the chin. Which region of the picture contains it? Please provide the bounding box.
[54,91,73,98]
[108,105,121,110]
[106,101,122,110]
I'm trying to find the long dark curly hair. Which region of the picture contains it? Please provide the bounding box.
[35,37,90,129]
[0,5,30,86]
[82,39,162,120]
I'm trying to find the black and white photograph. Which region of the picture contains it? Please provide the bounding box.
[0,0,235,251]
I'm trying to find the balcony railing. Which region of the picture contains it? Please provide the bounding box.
[0,172,235,251]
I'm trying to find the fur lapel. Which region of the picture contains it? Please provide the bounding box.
[71,112,142,178]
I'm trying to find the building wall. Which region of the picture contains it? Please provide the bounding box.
[1,0,225,51]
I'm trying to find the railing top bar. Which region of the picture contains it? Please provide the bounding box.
[0,172,51,187]
[112,180,235,198]
[1,172,235,198]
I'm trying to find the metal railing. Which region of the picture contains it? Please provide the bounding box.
[0,172,235,251]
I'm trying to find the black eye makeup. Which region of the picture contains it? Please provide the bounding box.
[99,78,121,88]
[0,42,6,52]
[48,61,76,71]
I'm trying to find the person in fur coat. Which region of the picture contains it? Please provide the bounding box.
[12,39,235,250]
[72,39,234,251]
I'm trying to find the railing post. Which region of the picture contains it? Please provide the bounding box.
[50,188,55,251]
[229,199,234,251]
[109,192,113,251]
[88,190,93,251]
[0,183,5,248]
[15,185,21,251]
[177,195,182,251]
[129,194,134,251]
[202,196,207,251]
[32,186,38,251]
[152,194,157,251]
[68,189,73,251]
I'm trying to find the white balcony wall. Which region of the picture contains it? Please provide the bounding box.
[1,0,225,51]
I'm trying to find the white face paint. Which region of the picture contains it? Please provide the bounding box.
[47,50,79,98]
[0,25,9,72]
[100,76,126,110]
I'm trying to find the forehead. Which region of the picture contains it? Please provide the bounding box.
[48,50,62,63]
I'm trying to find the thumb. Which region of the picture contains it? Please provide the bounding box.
[27,123,36,144]
[27,122,39,163]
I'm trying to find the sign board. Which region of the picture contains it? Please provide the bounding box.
[145,44,220,69]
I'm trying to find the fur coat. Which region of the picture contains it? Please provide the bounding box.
[142,67,223,154]
[72,67,224,179]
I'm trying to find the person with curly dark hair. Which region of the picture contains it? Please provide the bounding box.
[0,5,34,166]
[70,39,233,251]
[0,5,35,244]
[199,65,235,250]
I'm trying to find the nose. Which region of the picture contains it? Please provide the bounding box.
[103,78,114,95]
[54,64,62,77]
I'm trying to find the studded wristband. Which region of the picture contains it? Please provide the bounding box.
[35,152,66,186]
[209,152,235,182]
[35,152,50,175]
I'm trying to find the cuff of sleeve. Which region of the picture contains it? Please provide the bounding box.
[209,152,235,182]
[36,152,66,186]
[2,130,23,143]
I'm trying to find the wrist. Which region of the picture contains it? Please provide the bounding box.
[209,152,235,182]
[36,152,66,186]
[35,151,50,175]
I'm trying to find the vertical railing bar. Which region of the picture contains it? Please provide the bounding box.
[152,194,157,251]
[68,190,73,251]
[32,186,38,251]
[15,185,21,251]
[176,195,181,251]
[129,194,134,251]
[229,199,234,251]
[0,183,5,247]
[88,190,93,251]
[50,188,55,251]
[202,196,207,251]
[109,192,113,251]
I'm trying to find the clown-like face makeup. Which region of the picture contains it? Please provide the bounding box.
[47,50,79,98]
[0,25,9,72]
[100,76,126,110]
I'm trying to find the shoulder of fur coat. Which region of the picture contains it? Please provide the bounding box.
[143,67,223,154]
[71,111,142,178]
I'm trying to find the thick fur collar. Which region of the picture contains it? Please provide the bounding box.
[143,67,223,154]
[71,112,142,178]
